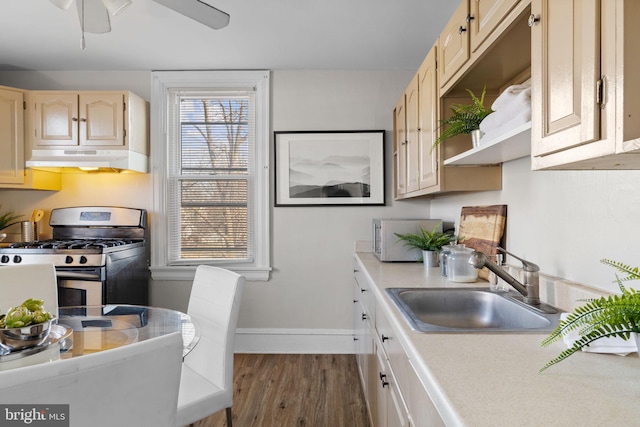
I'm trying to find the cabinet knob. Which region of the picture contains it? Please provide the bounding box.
[72,117,78,122]
[528,14,540,27]
[379,372,389,388]
[80,118,87,122]
[381,334,389,342]
[466,14,474,24]
[458,25,467,34]
[362,313,368,321]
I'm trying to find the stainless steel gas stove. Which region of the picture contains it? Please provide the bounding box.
[0,206,149,307]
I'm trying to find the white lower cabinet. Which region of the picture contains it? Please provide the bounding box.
[375,339,409,427]
[353,262,377,424]
[353,257,445,427]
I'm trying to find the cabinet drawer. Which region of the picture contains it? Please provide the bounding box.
[354,265,376,320]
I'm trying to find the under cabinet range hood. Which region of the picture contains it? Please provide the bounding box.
[26,149,148,173]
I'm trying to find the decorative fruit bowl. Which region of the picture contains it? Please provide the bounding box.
[0,318,54,351]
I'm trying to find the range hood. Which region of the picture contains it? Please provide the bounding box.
[26,149,148,173]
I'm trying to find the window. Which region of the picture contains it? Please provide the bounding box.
[150,71,270,281]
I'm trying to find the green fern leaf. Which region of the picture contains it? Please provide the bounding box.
[540,259,640,372]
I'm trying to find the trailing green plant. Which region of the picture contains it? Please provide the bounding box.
[0,206,23,232]
[432,86,492,151]
[540,259,640,372]
[394,223,458,252]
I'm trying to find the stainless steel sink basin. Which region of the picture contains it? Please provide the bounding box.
[386,288,562,333]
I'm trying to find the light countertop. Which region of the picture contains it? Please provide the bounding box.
[355,252,640,427]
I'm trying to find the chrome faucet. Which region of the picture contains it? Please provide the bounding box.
[468,247,540,305]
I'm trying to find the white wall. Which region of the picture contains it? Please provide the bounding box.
[429,156,640,294]
[0,70,431,351]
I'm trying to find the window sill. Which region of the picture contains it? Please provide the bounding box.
[150,266,271,281]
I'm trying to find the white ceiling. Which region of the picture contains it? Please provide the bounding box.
[0,0,458,71]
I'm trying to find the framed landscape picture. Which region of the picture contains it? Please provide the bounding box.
[274,130,385,206]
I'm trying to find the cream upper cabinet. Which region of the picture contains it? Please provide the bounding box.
[438,0,470,89]
[470,0,523,52]
[417,48,439,190]
[393,97,407,197]
[405,75,420,193]
[31,92,125,148]
[0,87,24,185]
[394,50,438,198]
[531,0,640,169]
[0,86,60,190]
[530,0,600,158]
[394,43,502,200]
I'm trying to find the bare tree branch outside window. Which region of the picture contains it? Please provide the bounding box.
[178,96,251,260]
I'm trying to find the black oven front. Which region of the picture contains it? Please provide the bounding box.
[56,267,106,307]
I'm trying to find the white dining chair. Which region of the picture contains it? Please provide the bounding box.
[0,263,58,317]
[176,265,245,427]
[0,331,184,427]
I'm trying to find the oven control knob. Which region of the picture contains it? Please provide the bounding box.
[65,256,73,264]
[1,255,9,263]
[12,255,21,264]
[79,256,87,264]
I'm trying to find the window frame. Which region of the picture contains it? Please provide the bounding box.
[150,70,271,281]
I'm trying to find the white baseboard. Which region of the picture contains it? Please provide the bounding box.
[235,328,356,354]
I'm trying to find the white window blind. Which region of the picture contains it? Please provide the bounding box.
[167,90,255,263]
[151,71,270,281]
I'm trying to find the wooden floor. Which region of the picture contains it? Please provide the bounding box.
[193,353,371,427]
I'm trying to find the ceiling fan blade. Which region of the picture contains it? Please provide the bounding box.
[152,0,230,30]
[76,0,111,34]
[50,0,74,10]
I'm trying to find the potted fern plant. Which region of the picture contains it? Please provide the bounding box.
[432,86,492,151]
[540,259,640,372]
[0,207,23,242]
[394,223,457,268]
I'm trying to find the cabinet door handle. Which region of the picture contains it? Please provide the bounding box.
[528,14,540,27]
[362,313,368,321]
[458,25,467,34]
[381,334,389,342]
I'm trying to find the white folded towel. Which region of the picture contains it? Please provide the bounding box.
[479,109,531,144]
[491,84,531,111]
[560,313,638,356]
[480,88,532,134]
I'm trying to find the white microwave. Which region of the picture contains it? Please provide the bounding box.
[372,218,442,261]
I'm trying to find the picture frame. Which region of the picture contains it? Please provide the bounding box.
[274,130,385,206]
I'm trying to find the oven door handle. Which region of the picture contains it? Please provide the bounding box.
[56,271,101,280]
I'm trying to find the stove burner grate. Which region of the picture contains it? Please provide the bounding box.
[9,239,143,250]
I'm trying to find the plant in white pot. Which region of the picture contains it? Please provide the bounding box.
[540,259,640,372]
[394,224,458,268]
